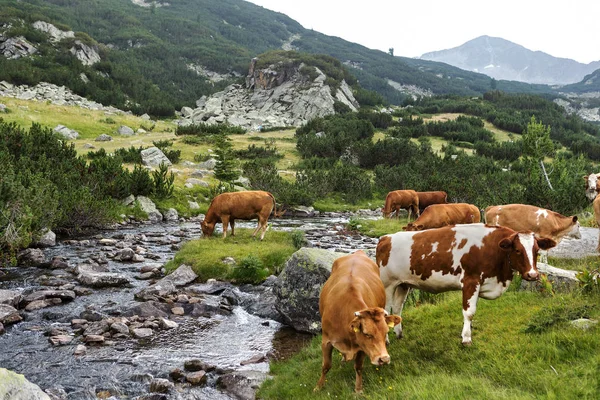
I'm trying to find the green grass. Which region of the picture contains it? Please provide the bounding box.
[549,256,600,273]
[164,229,297,281]
[313,196,385,213]
[348,217,410,237]
[259,290,600,399]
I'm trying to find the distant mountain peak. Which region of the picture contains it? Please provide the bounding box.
[420,36,600,85]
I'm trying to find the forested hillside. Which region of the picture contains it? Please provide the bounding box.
[0,0,556,116]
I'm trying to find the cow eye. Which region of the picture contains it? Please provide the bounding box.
[363,332,373,339]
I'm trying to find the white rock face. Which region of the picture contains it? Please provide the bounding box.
[0,36,37,59]
[0,368,51,400]
[32,21,75,42]
[69,40,101,66]
[53,124,79,140]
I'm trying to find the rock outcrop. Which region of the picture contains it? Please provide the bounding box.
[178,57,359,131]
[32,21,75,42]
[0,368,50,400]
[0,36,37,59]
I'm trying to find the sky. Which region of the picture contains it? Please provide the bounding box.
[246,0,600,64]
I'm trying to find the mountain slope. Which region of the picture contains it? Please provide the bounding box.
[420,35,600,85]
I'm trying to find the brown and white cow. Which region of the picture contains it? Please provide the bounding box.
[484,204,580,262]
[201,191,276,240]
[593,194,600,252]
[316,250,402,394]
[382,190,419,220]
[404,203,481,231]
[416,191,448,213]
[376,224,556,345]
[584,173,600,202]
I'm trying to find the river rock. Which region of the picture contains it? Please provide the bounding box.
[25,298,62,311]
[149,378,174,393]
[158,318,178,329]
[117,125,134,136]
[23,289,76,303]
[520,263,580,293]
[0,368,51,399]
[35,229,56,248]
[76,263,131,288]
[135,264,198,301]
[186,370,207,385]
[49,334,73,346]
[17,248,46,267]
[125,301,170,318]
[141,146,172,167]
[0,289,22,307]
[274,247,345,333]
[131,327,153,338]
[163,208,179,221]
[0,304,22,325]
[74,344,87,356]
[217,370,268,400]
[136,196,163,222]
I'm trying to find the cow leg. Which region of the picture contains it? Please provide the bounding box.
[354,351,366,393]
[230,219,235,236]
[221,215,230,239]
[314,341,333,391]
[386,284,410,339]
[259,216,270,241]
[461,281,481,346]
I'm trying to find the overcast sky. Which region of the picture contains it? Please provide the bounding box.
[246,0,600,64]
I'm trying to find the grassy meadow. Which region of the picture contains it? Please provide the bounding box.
[259,289,600,399]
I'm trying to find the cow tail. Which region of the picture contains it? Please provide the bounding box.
[269,192,277,217]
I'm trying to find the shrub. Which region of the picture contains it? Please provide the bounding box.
[290,230,307,250]
[152,162,175,199]
[229,255,270,284]
[114,146,144,164]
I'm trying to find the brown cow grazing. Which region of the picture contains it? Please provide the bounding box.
[404,203,481,231]
[201,191,276,240]
[377,224,556,345]
[593,194,600,252]
[382,190,419,220]
[316,250,402,394]
[484,204,580,263]
[416,191,448,213]
[584,173,600,202]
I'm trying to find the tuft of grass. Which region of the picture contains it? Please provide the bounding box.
[347,217,409,237]
[259,290,600,399]
[164,229,296,281]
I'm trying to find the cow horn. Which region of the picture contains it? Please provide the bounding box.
[383,309,389,316]
[354,311,361,317]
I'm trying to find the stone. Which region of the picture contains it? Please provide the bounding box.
[163,208,179,222]
[25,298,61,311]
[136,196,163,222]
[117,248,136,261]
[188,201,200,210]
[186,370,207,386]
[76,263,131,288]
[570,318,598,330]
[110,322,129,335]
[35,229,56,248]
[274,247,346,333]
[141,147,172,167]
[158,318,178,329]
[0,289,22,307]
[17,248,46,267]
[49,334,73,346]
[0,304,22,325]
[74,344,87,356]
[117,125,135,136]
[98,238,118,246]
[125,301,169,318]
[84,334,105,343]
[134,264,197,301]
[520,263,580,293]
[69,40,100,65]
[217,370,267,400]
[185,178,209,188]
[149,378,174,393]
[95,134,113,142]
[131,327,153,338]
[196,158,217,170]
[184,359,215,372]
[0,37,38,59]
[171,307,184,316]
[0,368,51,399]
[53,124,79,140]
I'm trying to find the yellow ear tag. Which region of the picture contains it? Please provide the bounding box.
[387,322,395,328]
[353,327,359,333]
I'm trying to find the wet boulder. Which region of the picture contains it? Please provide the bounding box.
[217,370,268,400]
[0,368,51,399]
[0,304,22,325]
[273,247,345,333]
[0,289,22,308]
[76,263,131,288]
[135,264,198,301]
[17,248,46,267]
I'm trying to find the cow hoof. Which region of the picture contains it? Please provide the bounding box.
[462,340,472,347]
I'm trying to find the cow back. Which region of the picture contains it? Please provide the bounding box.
[417,191,448,210]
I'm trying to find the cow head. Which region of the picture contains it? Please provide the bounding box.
[200,219,215,237]
[567,216,582,239]
[499,232,556,281]
[403,223,424,231]
[349,308,401,366]
[584,174,600,202]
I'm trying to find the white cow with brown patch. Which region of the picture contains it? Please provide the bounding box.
[376,223,556,345]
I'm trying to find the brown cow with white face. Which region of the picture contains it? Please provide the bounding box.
[376,223,556,345]
[201,191,275,240]
[382,190,419,220]
[404,203,480,231]
[316,250,402,394]
[416,191,448,214]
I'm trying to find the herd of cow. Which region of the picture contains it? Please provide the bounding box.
[199,188,587,393]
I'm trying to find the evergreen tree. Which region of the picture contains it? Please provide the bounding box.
[214,135,240,182]
[523,115,555,190]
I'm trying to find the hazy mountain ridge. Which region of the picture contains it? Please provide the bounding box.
[420,35,600,85]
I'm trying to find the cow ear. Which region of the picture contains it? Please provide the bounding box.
[416,224,424,230]
[499,233,517,251]
[537,238,557,250]
[385,315,402,328]
[350,316,361,334]
[572,216,578,223]
[583,175,589,180]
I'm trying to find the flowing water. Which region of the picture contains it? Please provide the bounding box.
[0,214,375,399]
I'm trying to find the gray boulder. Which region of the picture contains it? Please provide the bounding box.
[135,264,198,301]
[0,37,37,59]
[32,21,75,42]
[185,178,209,188]
[520,263,580,293]
[217,371,268,400]
[0,290,22,308]
[53,124,79,140]
[0,368,50,399]
[0,304,22,325]
[117,125,135,136]
[0,104,7,112]
[17,248,45,267]
[197,158,217,170]
[136,196,163,221]
[69,40,100,66]
[164,208,179,222]
[35,229,56,248]
[76,263,131,288]
[141,146,172,167]
[95,133,113,142]
[274,248,345,333]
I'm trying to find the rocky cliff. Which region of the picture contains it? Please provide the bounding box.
[177,57,359,131]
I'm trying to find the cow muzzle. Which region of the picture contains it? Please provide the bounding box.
[373,355,391,366]
[524,270,539,281]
